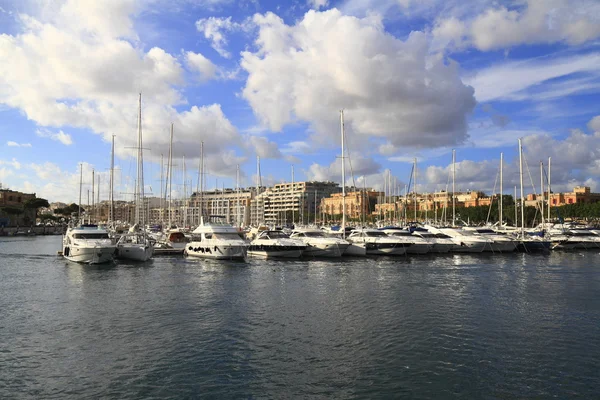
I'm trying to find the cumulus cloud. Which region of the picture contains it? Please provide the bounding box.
[241,9,476,153]
[6,141,32,147]
[0,0,243,179]
[308,0,329,10]
[434,0,600,51]
[185,51,217,81]
[0,158,22,170]
[248,136,282,159]
[195,16,250,58]
[35,129,73,145]
[305,152,382,184]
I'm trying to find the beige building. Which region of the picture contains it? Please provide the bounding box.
[0,187,37,226]
[321,190,380,220]
[252,181,340,225]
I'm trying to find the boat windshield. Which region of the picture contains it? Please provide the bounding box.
[265,231,289,239]
[304,231,326,238]
[366,231,387,237]
[435,233,451,239]
[169,232,188,243]
[73,233,110,239]
[387,231,411,236]
[213,233,243,240]
[476,229,496,234]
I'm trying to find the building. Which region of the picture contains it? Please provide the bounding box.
[0,187,37,227]
[321,190,381,220]
[188,188,254,226]
[251,181,341,225]
[527,186,600,207]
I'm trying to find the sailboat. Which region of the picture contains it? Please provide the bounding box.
[62,165,116,264]
[515,138,551,252]
[116,93,154,262]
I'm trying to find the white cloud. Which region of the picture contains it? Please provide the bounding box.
[241,9,476,152]
[434,0,600,52]
[248,136,282,159]
[308,0,329,10]
[588,115,600,133]
[185,51,217,81]
[464,52,600,102]
[195,16,249,58]
[0,158,22,170]
[0,1,244,180]
[6,141,32,147]
[305,152,382,183]
[35,129,73,145]
[282,141,312,154]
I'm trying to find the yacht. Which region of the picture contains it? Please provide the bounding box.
[62,224,116,264]
[410,229,456,253]
[154,229,189,255]
[462,227,517,252]
[381,228,430,254]
[345,228,407,256]
[290,228,349,257]
[116,225,154,262]
[248,230,307,259]
[185,216,248,260]
[426,226,493,253]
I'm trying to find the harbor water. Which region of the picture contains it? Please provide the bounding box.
[1,235,599,398]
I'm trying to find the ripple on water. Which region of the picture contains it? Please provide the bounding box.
[0,237,599,398]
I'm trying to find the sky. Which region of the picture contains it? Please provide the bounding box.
[1,0,600,203]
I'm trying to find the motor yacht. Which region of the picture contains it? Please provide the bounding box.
[116,225,154,261]
[345,228,407,256]
[290,228,349,257]
[248,230,307,259]
[380,228,430,254]
[185,216,248,260]
[62,224,116,264]
[426,226,493,253]
[462,227,517,252]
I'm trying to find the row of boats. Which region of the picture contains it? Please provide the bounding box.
[60,216,600,264]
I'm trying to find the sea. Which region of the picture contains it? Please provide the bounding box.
[1,235,599,399]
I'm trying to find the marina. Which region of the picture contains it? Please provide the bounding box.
[1,235,599,398]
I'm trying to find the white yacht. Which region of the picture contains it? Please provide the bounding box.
[410,230,456,253]
[116,226,154,262]
[462,227,518,252]
[381,228,431,254]
[290,228,350,257]
[62,224,116,264]
[185,216,248,260]
[154,229,189,254]
[345,228,407,256]
[426,226,493,253]
[248,230,307,259]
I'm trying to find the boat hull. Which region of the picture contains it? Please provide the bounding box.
[63,245,115,264]
[302,243,349,258]
[185,243,247,260]
[116,244,153,261]
[248,247,304,259]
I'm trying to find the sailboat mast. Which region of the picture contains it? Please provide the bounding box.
[499,152,503,225]
[414,158,417,222]
[92,169,95,223]
[182,155,186,227]
[110,135,115,226]
[540,161,545,226]
[547,157,551,222]
[160,154,163,227]
[452,149,456,226]
[200,141,204,224]
[135,93,142,226]
[340,110,346,238]
[236,164,240,227]
[518,138,525,237]
[291,165,295,225]
[78,163,83,222]
[168,123,173,228]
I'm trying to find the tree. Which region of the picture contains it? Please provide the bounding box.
[24,198,50,209]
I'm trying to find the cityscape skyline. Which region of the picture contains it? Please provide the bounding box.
[1,0,600,203]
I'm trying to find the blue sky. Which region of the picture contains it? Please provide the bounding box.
[1,0,600,203]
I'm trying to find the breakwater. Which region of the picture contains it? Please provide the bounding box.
[0,226,64,236]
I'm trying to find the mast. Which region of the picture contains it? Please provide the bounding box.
[340,110,346,238]
[514,186,518,227]
[518,138,525,238]
[499,152,503,225]
[110,135,115,227]
[78,164,83,222]
[547,157,551,223]
[135,93,143,226]
[256,155,261,225]
[314,190,318,225]
[236,164,240,227]
[92,169,95,223]
[160,154,163,227]
[182,155,186,227]
[168,123,173,229]
[414,158,417,222]
[291,165,295,225]
[200,141,204,224]
[452,149,456,226]
[97,176,100,221]
[540,161,545,227]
